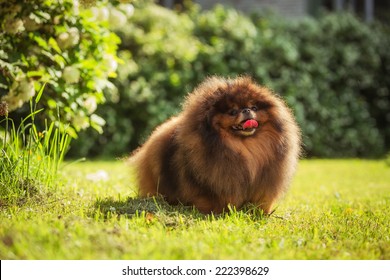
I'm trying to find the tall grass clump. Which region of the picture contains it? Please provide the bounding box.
[0,85,71,206]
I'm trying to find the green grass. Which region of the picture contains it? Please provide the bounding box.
[0,159,389,259]
[1,86,70,205]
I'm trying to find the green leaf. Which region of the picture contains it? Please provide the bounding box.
[65,126,78,139]
[33,36,49,50]
[53,54,66,68]
[47,99,57,109]
[48,37,62,54]
[90,114,106,134]
[27,70,45,78]
[35,83,46,104]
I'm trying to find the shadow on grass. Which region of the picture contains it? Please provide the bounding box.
[93,195,269,222]
[94,196,194,217]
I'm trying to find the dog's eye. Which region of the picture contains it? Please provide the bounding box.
[229,109,238,116]
[251,106,258,111]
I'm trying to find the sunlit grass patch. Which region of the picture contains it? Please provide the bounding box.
[0,159,389,259]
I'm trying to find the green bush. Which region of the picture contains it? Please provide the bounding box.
[255,14,388,157]
[69,4,390,158]
[0,0,122,137]
[68,4,204,157]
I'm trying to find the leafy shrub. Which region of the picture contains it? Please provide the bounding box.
[0,0,122,137]
[69,3,390,158]
[254,14,387,157]
[68,3,204,157]
[193,5,259,77]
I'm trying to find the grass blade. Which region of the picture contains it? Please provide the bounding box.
[35,83,46,104]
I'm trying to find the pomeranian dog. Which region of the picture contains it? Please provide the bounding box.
[130,76,301,214]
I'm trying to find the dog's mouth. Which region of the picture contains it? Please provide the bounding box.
[232,119,259,136]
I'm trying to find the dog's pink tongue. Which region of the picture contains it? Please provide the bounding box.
[242,119,258,129]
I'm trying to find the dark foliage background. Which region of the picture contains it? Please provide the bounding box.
[68,3,390,158]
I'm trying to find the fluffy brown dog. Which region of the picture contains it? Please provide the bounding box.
[130,76,301,214]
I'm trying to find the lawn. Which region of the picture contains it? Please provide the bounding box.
[0,159,389,259]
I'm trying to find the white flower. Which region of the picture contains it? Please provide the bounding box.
[103,54,118,73]
[84,96,97,114]
[73,0,79,15]
[90,7,100,20]
[18,78,35,100]
[118,4,134,18]
[72,112,90,130]
[1,96,24,111]
[62,66,80,84]
[97,7,110,22]
[2,76,35,111]
[68,27,80,45]
[108,9,127,29]
[57,32,70,49]
[56,27,80,50]
[4,17,25,34]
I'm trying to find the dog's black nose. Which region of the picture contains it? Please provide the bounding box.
[242,108,251,114]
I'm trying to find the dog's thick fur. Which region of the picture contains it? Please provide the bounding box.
[130,76,301,214]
